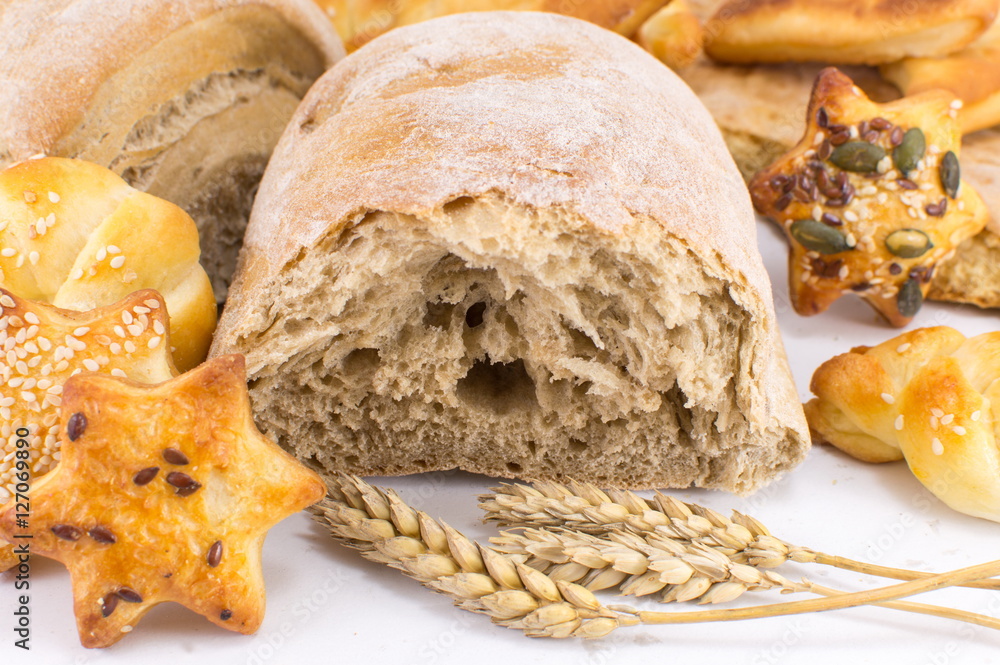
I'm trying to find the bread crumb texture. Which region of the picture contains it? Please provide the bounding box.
[212,12,810,494]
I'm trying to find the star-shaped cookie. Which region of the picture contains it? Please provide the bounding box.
[0,354,326,647]
[749,67,989,327]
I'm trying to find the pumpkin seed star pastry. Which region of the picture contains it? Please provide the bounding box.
[0,354,326,648]
[749,67,989,327]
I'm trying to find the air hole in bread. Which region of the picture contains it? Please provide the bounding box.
[465,302,487,328]
[568,438,587,453]
[443,196,476,215]
[506,462,522,474]
[456,357,536,415]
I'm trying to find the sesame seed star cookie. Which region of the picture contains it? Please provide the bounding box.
[0,354,327,648]
[749,67,989,327]
[0,289,176,506]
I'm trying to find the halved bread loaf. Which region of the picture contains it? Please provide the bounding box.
[211,12,810,493]
[0,0,344,299]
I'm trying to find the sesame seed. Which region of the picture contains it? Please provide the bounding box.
[107,245,120,254]
[66,337,86,351]
[880,393,895,404]
[114,325,126,338]
[930,416,939,430]
[23,191,36,203]
[931,438,944,455]
[133,306,150,315]
[1,248,15,258]
[844,211,859,222]
[110,343,122,354]
[20,392,35,402]
[951,99,964,110]
[972,410,982,422]
[73,327,90,337]
[147,336,161,349]
[95,247,107,262]
[47,191,60,203]
[931,408,945,418]
[111,368,127,378]
[124,341,136,354]
[82,359,99,372]
[122,311,133,325]
[952,426,967,436]
[940,414,954,425]
[145,299,160,309]
[24,312,39,325]
[110,256,125,269]
[71,268,84,280]
[897,343,911,353]
[153,321,165,336]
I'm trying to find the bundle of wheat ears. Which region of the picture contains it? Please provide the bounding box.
[311,476,1000,639]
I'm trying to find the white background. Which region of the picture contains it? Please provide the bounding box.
[5,220,1000,664]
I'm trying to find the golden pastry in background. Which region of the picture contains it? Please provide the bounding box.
[0,157,217,371]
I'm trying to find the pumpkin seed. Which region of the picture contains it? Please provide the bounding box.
[892,128,925,175]
[897,279,923,318]
[885,229,933,258]
[941,151,960,199]
[829,141,886,173]
[790,220,853,254]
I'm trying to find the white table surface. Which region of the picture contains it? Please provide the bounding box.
[6,219,1000,664]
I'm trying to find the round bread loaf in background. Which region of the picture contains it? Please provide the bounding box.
[0,0,345,300]
[211,11,810,494]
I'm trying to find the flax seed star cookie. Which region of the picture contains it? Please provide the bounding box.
[0,289,176,571]
[749,67,989,327]
[0,354,327,648]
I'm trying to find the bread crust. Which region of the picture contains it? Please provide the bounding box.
[0,0,342,164]
[212,12,809,493]
[705,0,999,65]
[0,0,344,298]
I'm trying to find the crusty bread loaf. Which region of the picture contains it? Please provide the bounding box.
[316,0,671,51]
[0,0,344,299]
[705,0,998,65]
[210,11,810,494]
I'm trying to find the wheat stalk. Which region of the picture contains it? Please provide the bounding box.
[313,474,1000,637]
[492,526,1000,629]
[480,480,1000,591]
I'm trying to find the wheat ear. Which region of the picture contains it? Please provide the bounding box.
[492,526,1000,630]
[314,474,1000,636]
[480,480,1000,591]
